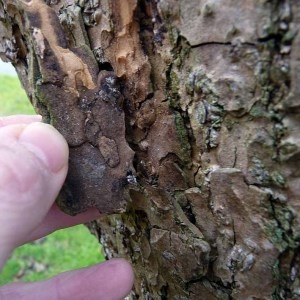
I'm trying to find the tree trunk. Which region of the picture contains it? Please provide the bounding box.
[1,0,300,298]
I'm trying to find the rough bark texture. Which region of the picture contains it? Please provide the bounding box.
[1,0,300,299]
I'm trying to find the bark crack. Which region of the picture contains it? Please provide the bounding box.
[190,41,256,49]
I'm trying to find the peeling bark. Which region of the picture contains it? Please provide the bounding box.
[1,0,300,299]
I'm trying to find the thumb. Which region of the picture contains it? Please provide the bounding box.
[0,122,68,268]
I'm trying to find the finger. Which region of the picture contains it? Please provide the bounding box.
[25,204,100,243]
[0,122,68,268]
[0,259,134,300]
[0,115,42,127]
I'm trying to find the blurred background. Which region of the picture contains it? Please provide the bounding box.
[0,60,104,284]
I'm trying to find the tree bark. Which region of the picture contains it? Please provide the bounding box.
[1,0,300,299]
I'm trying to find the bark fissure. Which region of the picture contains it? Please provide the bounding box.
[190,41,256,49]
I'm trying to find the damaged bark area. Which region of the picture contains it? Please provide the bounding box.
[1,0,300,299]
[0,0,139,214]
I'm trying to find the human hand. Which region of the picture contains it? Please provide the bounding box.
[0,115,134,300]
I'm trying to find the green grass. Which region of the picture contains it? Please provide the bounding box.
[0,226,104,284]
[0,74,105,284]
[0,74,35,116]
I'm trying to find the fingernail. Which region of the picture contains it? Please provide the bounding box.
[19,123,69,173]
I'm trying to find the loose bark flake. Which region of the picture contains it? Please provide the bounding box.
[0,0,137,214]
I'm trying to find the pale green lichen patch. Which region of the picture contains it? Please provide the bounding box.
[248,157,286,187]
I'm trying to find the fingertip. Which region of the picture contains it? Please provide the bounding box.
[19,122,69,173]
[100,258,135,299]
[111,258,135,289]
